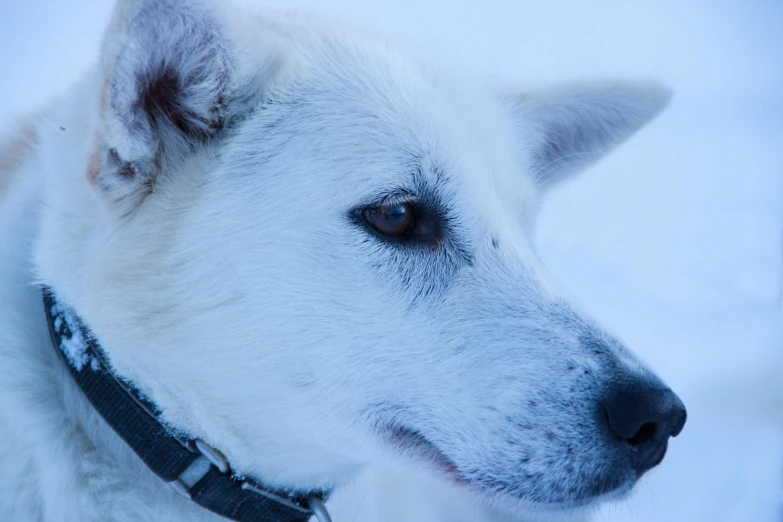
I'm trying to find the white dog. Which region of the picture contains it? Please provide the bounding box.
[0,1,686,521]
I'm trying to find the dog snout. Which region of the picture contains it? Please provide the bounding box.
[600,380,687,475]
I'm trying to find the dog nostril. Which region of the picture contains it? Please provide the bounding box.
[600,379,687,473]
[627,421,657,447]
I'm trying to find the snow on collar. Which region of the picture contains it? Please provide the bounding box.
[42,287,332,522]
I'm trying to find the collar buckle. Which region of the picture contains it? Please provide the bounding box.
[194,439,230,474]
[168,439,230,499]
[306,498,334,522]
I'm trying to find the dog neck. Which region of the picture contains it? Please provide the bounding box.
[42,287,331,522]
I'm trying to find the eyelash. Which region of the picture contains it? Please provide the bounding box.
[370,192,417,209]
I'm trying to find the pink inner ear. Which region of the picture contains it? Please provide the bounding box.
[86,143,102,186]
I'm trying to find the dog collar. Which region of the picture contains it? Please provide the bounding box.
[42,287,332,522]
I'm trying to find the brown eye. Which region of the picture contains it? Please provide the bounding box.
[363,203,414,237]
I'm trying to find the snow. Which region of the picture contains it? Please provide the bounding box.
[1,0,781,520]
[51,300,94,372]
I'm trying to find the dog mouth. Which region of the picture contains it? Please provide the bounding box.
[378,420,643,509]
[379,424,646,516]
[636,438,669,475]
[383,425,644,506]
[383,425,463,484]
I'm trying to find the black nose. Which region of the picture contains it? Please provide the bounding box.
[601,381,686,474]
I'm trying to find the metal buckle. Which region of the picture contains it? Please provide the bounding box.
[168,439,231,498]
[306,498,333,522]
[194,439,230,475]
[168,478,192,499]
[169,439,333,522]
[240,482,333,522]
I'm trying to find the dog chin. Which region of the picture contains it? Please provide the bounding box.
[385,425,639,514]
[474,477,637,521]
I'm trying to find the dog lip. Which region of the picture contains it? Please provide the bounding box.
[634,439,669,476]
[384,425,463,484]
[648,439,669,468]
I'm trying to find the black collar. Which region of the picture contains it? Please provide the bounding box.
[42,287,332,522]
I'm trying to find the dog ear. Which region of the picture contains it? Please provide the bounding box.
[93,0,266,207]
[506,81,671,192]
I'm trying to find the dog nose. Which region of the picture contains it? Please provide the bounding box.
[601,381,686,474]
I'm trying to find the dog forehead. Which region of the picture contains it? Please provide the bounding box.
[228,18,538,232]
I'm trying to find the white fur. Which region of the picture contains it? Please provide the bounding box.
[0,1,673,521]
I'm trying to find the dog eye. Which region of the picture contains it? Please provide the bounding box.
[363,203,415,237]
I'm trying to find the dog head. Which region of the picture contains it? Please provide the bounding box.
[35,0,685,515]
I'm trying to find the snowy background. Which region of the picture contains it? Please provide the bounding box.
[1,0,781,520]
